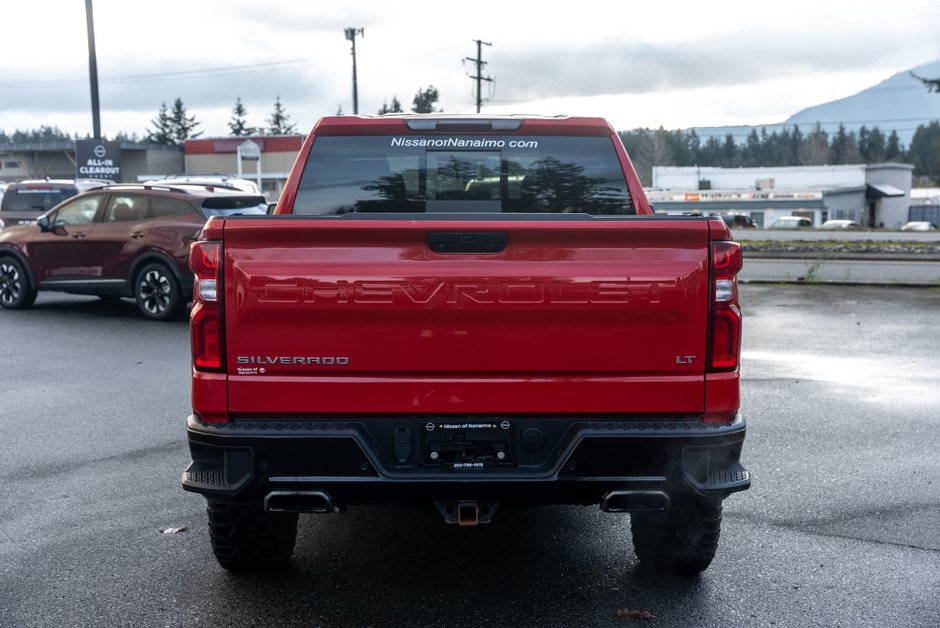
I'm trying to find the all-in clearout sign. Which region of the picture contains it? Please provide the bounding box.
[75,140,121,180]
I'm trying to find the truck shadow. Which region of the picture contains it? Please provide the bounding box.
[13,293,189,324]
[210,504,716,626]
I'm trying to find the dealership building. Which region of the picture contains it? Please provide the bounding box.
[648,163,913,228]
[182,135,304,201]
[0,140,182,184]
[0,135,303,202]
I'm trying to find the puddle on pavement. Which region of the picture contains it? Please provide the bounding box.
[742,350,939,405]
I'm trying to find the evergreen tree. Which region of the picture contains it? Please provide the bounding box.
[885,130,903,161]
[618,128,656,186]
[720,134,737,167]
[798,124,830,165]
[685,129,701,166]
[788,126,804,166]
[859,126,885,163]
[667,129,697,167]
[843,130,862,164]
[266,95,297,135]
[169,98,201,145]
[699,136,723,166]
[228,97,255,137]
[908,122,940,178]
[830,124,847,163]
[759,127,773,164]
[651,127,674,169]
[145,102,175,145]
[858,127,887,164]
[765,129,787,166]
[113,130,140,142]
[5,125,70,143]
[743,129,761,166]
[412,86,440,113]
[378,96,403,115]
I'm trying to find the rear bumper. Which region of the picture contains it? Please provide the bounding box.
[181,414,750,507]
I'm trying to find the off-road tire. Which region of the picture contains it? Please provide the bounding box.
[631,497,723,574]
[0,256,37,310]
[207,501,298,571]
[134,262,184,321]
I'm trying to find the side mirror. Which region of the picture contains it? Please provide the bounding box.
[267,203,278,215]
[37,216,51,232]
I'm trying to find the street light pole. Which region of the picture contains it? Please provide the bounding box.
[84,0,101,139]
[344,27,364,115]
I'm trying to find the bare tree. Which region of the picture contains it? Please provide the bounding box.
[911,72,940,93]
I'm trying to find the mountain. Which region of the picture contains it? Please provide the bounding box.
[689,59,940,148]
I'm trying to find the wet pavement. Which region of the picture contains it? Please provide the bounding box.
[0,287,938,627]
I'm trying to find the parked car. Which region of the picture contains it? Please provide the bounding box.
[820,219,861,229]
[900,221,937,231]
[0,178,114,229]
[769,216,813,229]
[717,214,758,229]
[0,183,266,320]
[144,174,261,195]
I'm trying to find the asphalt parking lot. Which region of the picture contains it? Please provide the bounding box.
[1,285,938,627]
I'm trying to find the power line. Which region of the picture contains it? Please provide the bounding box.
[0,59,315,89]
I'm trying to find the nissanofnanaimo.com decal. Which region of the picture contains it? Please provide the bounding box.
[390,137,539,149]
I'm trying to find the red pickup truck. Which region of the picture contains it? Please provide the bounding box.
[182,115,750,573]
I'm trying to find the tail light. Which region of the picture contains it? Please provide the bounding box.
[708,240,742,372]
[190,240,224,371]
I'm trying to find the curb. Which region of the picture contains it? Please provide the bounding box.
[743,251,940,262]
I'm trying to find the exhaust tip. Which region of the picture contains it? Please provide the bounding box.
[265,490,336,514]
[600,490,669,513]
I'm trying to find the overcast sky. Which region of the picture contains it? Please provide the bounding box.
[1,0,938,139]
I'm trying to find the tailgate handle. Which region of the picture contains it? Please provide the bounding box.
[427,232,507,254]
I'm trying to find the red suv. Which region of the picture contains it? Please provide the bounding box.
[0,183,266,320]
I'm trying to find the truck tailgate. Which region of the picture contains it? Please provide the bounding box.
[221,217,710,415]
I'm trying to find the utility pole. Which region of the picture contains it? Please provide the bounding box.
[463,39,493,113]
[344,27,364,115]
[84,0,101,139]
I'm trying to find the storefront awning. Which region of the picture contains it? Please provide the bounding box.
[866,183,905,199]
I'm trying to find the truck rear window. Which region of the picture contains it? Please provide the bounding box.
[0,186,76,212]
[293,135,634,215]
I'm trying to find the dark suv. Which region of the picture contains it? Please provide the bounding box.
[717,214,757,229]
[0,179,114,229]
[0,183,266,320]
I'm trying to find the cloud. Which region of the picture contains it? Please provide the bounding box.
[0,61,328,115]
[1,0,936,135]
[491,36,930,103]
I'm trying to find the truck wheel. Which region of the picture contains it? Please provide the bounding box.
[630,497,722,574]
[134,263,184,321]
[206,501,298,571]
[0,257,37,310]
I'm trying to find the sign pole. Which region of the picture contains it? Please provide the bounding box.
[84,0,101,140]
